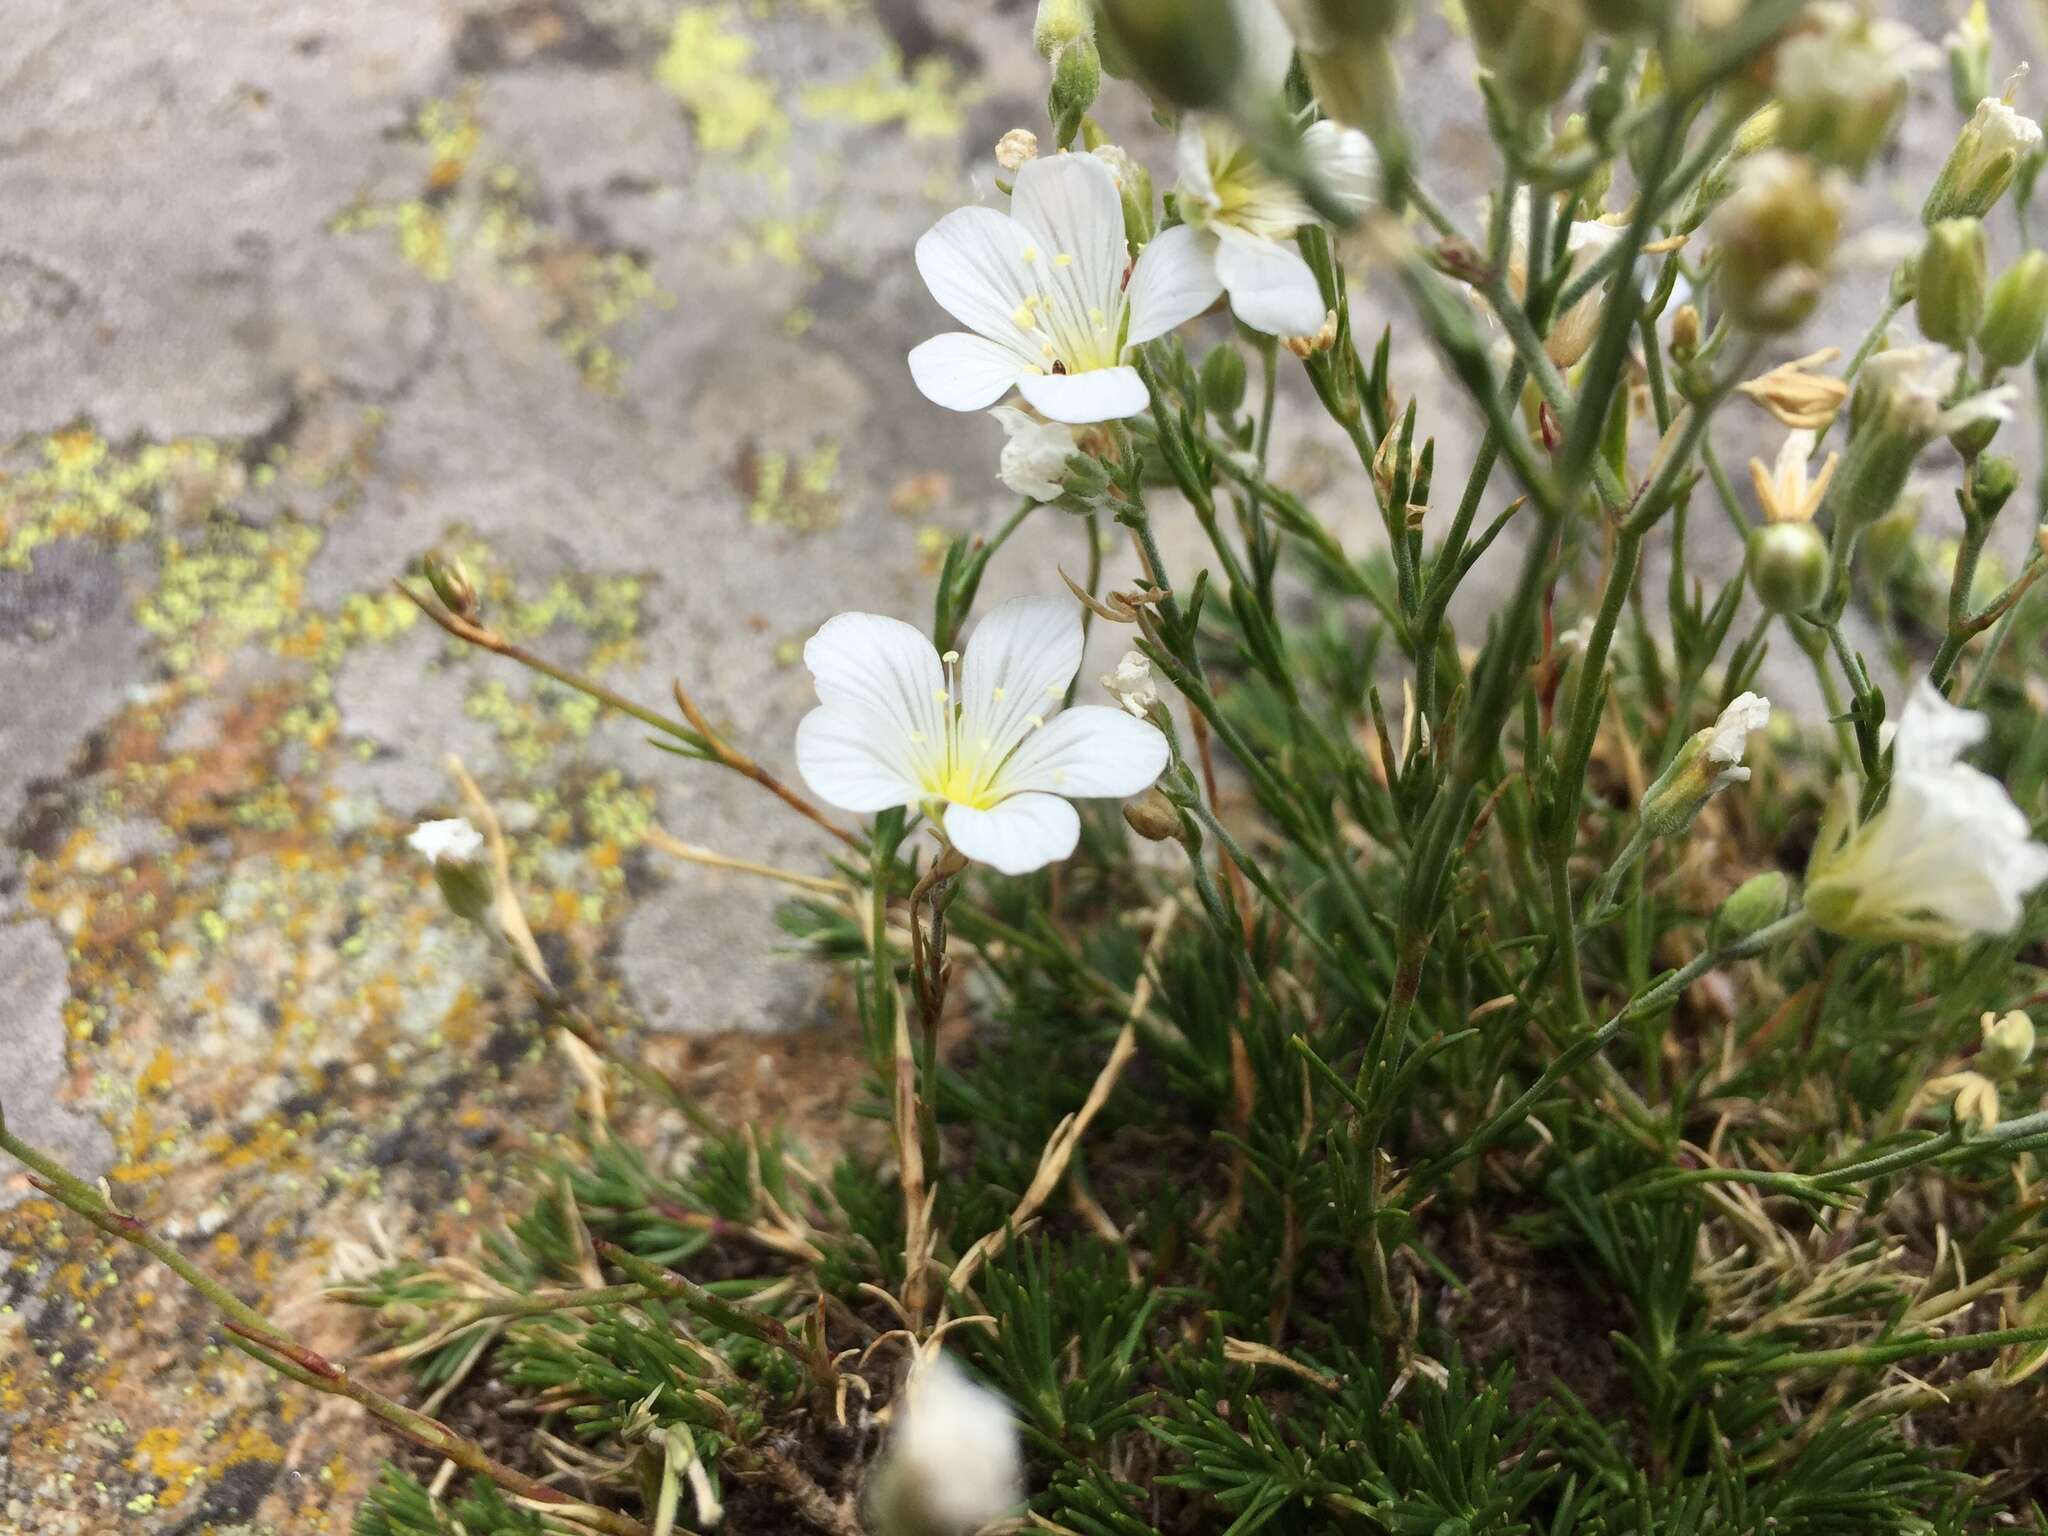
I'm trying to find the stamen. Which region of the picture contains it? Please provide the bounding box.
[1021,245,1039,263]
[993,687,1007,700]
[1027,714,1045,728]
[1009,303,1035,328]
[1053,252,1072,268]
[941,649,960,664]
[933,689,949,702]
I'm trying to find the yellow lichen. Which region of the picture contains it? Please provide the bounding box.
[801,50,972,140]
[656,8,789,156]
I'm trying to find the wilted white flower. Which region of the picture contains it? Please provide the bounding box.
[989,406,1078,501]
[1805,680,2048,945]
[866,1353,1023,1536]
[1774,2,1938,172]
[1488,189,1624,368]
[1856,342,2018,443]
[408,818,483,866]
[908,154,1220,425]
[1174,116,1376,335]
[795,596,1169,874]
[1100,650,1158,717]
[1750,429,1836,525]
[1925,90,2044,222]
[1642,692,1770,835]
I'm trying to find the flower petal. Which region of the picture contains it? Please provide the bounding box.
[959,595,1084,763]
[1212,227,1326,337]
[915,206,1042,357]
[944,792,1080,875]
[910,332,1025,411]
[1886,677,1986,774]
[795,704,924,812]
[1125,223,1225,345]
[802,611,946,767]
[1232,0,1297,104]
[1018,366,1149,423]
[1008,154,1128,331]
[1303,120,1378,219]
[995,705,1169,799]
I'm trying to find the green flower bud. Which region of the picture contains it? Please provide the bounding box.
[1479,0,1588,112]
[1093,0,1240,111]
[1299,33,1401,140]
[422,548,479,619]
[1862,497,1919,579]
[1972,454,2020,516]
[1746,521,1829,615]
[1978,251,2048,369]
[1915,218,1989,349]
[1711,151,1846,333]
[1200,345,1248,416]
[1641,693,1771,838]
[1034,0,1093,59]
[1048,36,1102,147]
[1124,787,1186,842]
[1981,1008,2036,1077]
[1945,2,1991,118]
[1924,96,2044,224]
[1717,870,1793,943]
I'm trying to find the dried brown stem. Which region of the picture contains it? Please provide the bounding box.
[672,679,859,847]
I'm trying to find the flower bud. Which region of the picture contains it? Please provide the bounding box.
[409,819,493,924]
[1944,3,1992,120]
[1476,0,1588,112]
[1710,151,1846,333]
[1034,0,1093,58]
[1924,96,2044,224]
[1981,1008,2037,1077]
[1123,787,1185,842]
[1915,218,1989,349]
[1862,496,1919,578]
[1048,37,1102,146]
[1747,521,1829,614]
[1716,870,1792,943]
[423,549,479,620]
[1093,0,1241,111]
[1978,251,2048,369]
[1773,5,1936,175]
[1092,143,1155,245]
[1973,454,2020,515]
[1669,304,1701,362]
[1200,344,1248,416]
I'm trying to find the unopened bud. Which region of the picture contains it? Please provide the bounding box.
[1048,36,1102,146]
[1478,0,1588,112]
[1710,151,1846,333]
[1863,496,1919,578]
[1717,870,1792,943]
[1924,95,2044,224]
[1669,304,1701,361]
[1972,454,2020,515]
[1641,693,1771,837]
[1981,1008,2036,1077]
[1747,521,1829,614]
[1123,788,1184,842]
[994,128,1039,174]
[1296,31,1402,140]
[1093,0,1241,111]
[1915,218,1989,349]
[423,549,479,620]
[1200,344,1247,416]
[1944,2,1993,120]
[1033,0,1093,59]
[1978,250,2048,369]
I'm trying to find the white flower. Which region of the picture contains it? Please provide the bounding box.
[1926,90,2044,221]
[794,596,1170,874]
[1174,116,1376,336]
[1805,680,2048,945]
[408,818,483,866]
[989,406,1077,501]
[907,154,1221,425]
[1954,95,2044,184]
[1100,650,1158,717]
[868,1353,1022,1536]
[1857,342,2019,443]
[1234,0,1300,104]
[1705,692,1771,779]
[1642,692,1770,834]
[1774,2,1937,171]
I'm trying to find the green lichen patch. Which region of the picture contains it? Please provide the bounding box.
[736,437,841,533]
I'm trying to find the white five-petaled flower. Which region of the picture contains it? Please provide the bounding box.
[907,154,1221,425]
[866,1353,1022,1536]
[1805,680,2048,945]
[989,405,1078,502]
[1173,116,1377,337]
[794,596,1170,875]
[408,818,483,866]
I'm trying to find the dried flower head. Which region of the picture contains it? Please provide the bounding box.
[1736,348,1849,432]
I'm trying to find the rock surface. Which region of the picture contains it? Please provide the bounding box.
[0,0,2036,1529]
